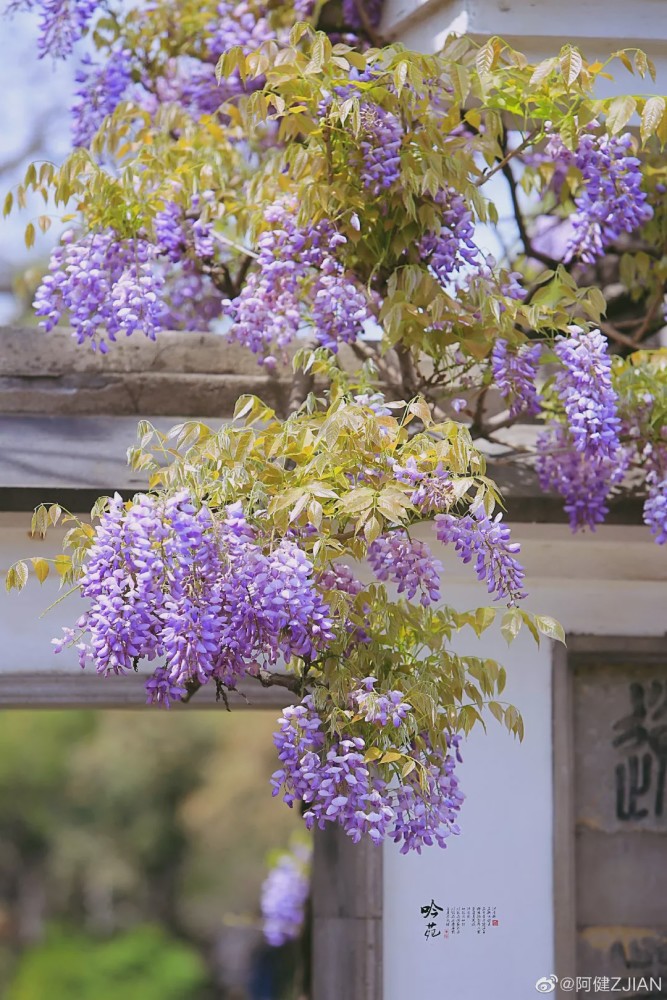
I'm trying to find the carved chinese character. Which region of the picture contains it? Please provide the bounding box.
[613,681,667,820]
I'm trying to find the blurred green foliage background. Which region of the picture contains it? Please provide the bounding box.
[0,710,304,999]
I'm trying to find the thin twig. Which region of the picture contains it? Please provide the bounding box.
[599,320,643,351]
[475,133,537,188]
[211,230,259,259]
[500,151,559,269]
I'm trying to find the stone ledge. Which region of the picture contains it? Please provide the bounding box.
[0,326,364,417]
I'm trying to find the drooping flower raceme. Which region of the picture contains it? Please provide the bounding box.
[435,510,526,604]
[490,339,542,418]
[271,692,463,853]
[535,329,627,531]
[536,423,629,532]
[70,49,133,147]
[644,472,667,544]
[223,202,369,360]
[206,0,275,60]
[8,0,97,59]
[53,494,334,701]
[33,229,166,351]
[261,843,312,947]
[391,736,464,854]
[547,131,653,263]
[368,531,442,606]
[352,676,411,728]
[357,104,403,195]
[419,188,480,284]
[553,328,622,463]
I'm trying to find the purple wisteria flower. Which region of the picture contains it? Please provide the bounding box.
[206,0,275,61]
[354,392,393,417]
[352,677,411,728]
[490,339,542,418]
[271,694,464,852]
[368,530,442,606]
[261,843,312,946]
[435,510,526,604]
[409,466,454,515]
[535,328,627,532]
[71,48,133,147]
[547,131,653,263]
[9,0,97,59]
[342,0,384,29]
[154,199,216,263]
[536,423,629,532]
[223,202,369,360]
[553,328,622,463]
[271,696,394,845]
[643,472,667,544]
[53,494,334,701]
[357,104,403,195]
[33,229,165,351]
[391,736,464,854]
[419,188,480,283]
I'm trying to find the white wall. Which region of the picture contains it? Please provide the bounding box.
[0,514,81,674]
[383,0,667,96]
[382,522,667,1000]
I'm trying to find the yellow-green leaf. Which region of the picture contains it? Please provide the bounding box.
[559,47,582,86]
[30,557,50,584]
[641,96,665,142]
[606,95,637,135]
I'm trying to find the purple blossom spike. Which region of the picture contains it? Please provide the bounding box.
[368,531,442,606]
[553,328,622,463]
[535,423,629,532]
[419,188,480,283]
[13,0,98,59]
[352,679,411,728]
[261,843,312,946]
[435,510,526,604]
[342,0,383,29]
[33,229,166,352]
[71,48,133,146]
[547,131,653,263]
[357,104,403,195]
[390,736,464,854]
[643,472,667,544]
[490,339,542,418]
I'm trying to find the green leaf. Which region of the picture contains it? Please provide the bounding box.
[501,608,523,644]
[380,751,403,764]
[533,615,566,644]
[606,95,637,134]
[54,554,72,578]
[488,700,504,724]
[529,57,556,87]
[559,47,583,87]
[363,514,382,543]
[476,39,496,77]
[31,505,49,538]
[641,96,665,142]
[14,561,29,592]
[338,487,375,515]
